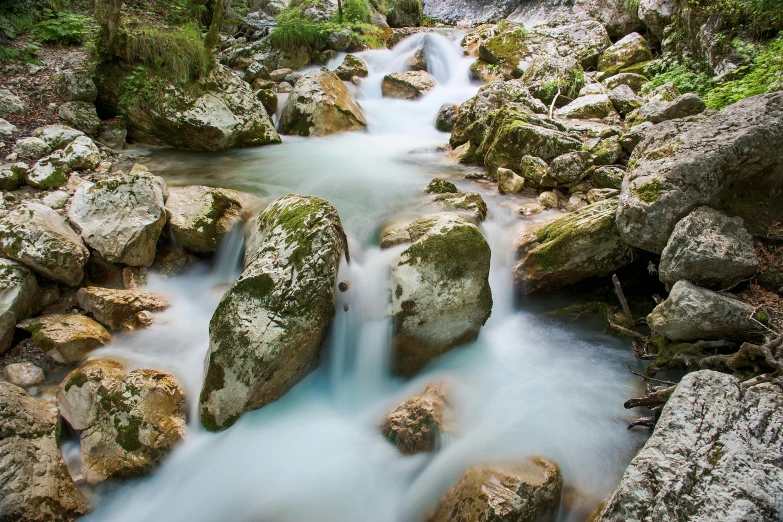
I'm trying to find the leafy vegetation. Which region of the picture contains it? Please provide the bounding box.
[343,0,373,23]
[123,22,211,83]
[688,0,783,38]
[641,62,716,98]
[32,10,92,44]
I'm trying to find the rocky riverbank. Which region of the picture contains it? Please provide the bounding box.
[1,0,782,520]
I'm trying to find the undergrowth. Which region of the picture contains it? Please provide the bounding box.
[32,10,92,44]
[688,0,783,39]
[123,22,211,84]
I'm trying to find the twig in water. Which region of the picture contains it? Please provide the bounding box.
[626,364,676,386]
[612,274,636,330]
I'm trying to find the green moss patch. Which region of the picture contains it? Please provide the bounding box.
[634,178,664,204]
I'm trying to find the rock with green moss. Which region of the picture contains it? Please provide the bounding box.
[76,287,170,330]
[199,195,347,430]
[574,0,644,39]
[608,85,642,116]
[279,68,367,136]
[17,313,111,364]
[603,72,648,93]
[514,198,632,294]
[381,71,436,100]
[31,124,84,150]
[0,381,88,522]
[519,155,555,187]
[334,54,369,81]
[617,92,783,253]
[550,151,592,185]
[424,178,458,194]
[0,163,24,190]
[626,93,707,125]
[554,93,620,122]
[58,101,101,136]
[435,103,458,132]
[57,359,186,484]
[428,457,563,522]
[497,167,526,194]
[389,213,492,376]
[597,33,653,79]
[0,202,89,286]
[387,0,421,28]
[483,109,581,178]
[68,173,167,266]
[254,88,278,116]
[166,185,260,254]
[26,150,70,189]
[590,135,623,165]
[638,0,674,42]
[659,207,758,289]
[592,166,625,189]
[432,192,488,221]
[54,70,97,103]
[647,281,761,342]
[0,258,42,354]
[521,55,586,107]
[62,135,101,170]
[13,137,51,160]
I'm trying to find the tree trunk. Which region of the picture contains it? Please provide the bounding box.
[204,0,225,52]
[96,0,124,56]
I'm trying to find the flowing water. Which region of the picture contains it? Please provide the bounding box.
[80,30,648,521]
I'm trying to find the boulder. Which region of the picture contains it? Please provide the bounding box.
[608,84,642,115]
[53,70,97,103]
[0,117,17,136]
[588,187,620,203]
[32,124,84,150]
[521,55,585,106]
[255,88,277,116]
[386,0,421,27]
[627,92,706,125]
[591,166,625,189]
[0,258,42,353]
[514,199,632,294]
[428,457,563,522]
[62,135,101,170]
[574,0,644,39]
[26,151,70,189]
[407,46,428,72]
[58,359,186,484]
[590,135,623,166]
[594,371,783,522]
[659,207,758,289]
[483,109,582,177]
[431,192,488,221]
[0,88,24,117]
[42,191,69,210]
[243,61,269,84]
[554,93,619,122]
[279,68,367,136]
[100,63,281,151]
[389,213,492,376]
[68,173,167,266]
[97,119,127,149]
[639,0,676,41]
[549,151,592,185]
[424,178,458,194]
[0,381,88,521]
[13,137,51,159]
[166,185,258,253]
[58,101,101,136]
[2,362,45,388]
[381,71,436,100]
[0,202,89,286]
[616,92,783,253]
[602,72,648,93]
[597,32,653,78]
[270,68,293,82]
[199,195,347,431]
[498,167,526,194]
[380,383,449,455]
[435,103,458,132]
[519,155,555,187]
[17,313,111,364]
[643,81,680,103]
[76,287,170,330]
[0,163,24,190]
[334,54,369,81]
[647,281,761,342]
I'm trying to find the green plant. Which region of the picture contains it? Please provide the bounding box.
[623,0,641,13]
[32,11,91,44]
[124,22,212,84]
[641,61,716,97]
[342,0,372,23]
[688,0,783,38]
[270,7,336,49]
[117,66,167,116]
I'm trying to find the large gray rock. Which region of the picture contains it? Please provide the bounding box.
[639,0,676,41]
[389,213,492,376]
[0,117,17,136]
[608,84,642,116]
[199,195,347,431]
[594,371,783,522]
[659,207,758,289]
[521,54,585,106]
[428,457,563,522]
[334,54,368,81]
[0,202,89,286]
[0,258,41,354]
[549,151,592,185]
[26,150,70,190]
[514,198,632,294]
[555,93,619,122]
[597,32,652,78]
[617,92,783,253]
[61,135,101,170]
[574,0,644,39]
[0,381,88,522]
[54,70,97,103]
[0,88,24,117]
[101,63,281,151]
[166,185,258,254]
[279,68,367,137]
[627,92,706,125]
[423,0,518,25]
[58,101,101,136]
[58,359,186,484]
[13,137,51,159]
[68,174,167,266]
[32,124,84,150]
[18,313,112,364]
[647,281,761,342]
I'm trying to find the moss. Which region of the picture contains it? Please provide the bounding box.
[402,224,490,282]
[64,371,88,392]
[200,408,221,432]
[707,443,724,466]
[484,28,527,66]
[114,415,143,452]
[97,385,132,414]
[753,310,769,324]
[425,178,458,194]
[634,178,664,204]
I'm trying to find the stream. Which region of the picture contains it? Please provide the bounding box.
[78,30,648,522]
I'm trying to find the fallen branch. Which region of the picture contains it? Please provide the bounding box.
[612,274,636,329]
[626,364,676,386]
[627,415,657,430]
[624,385,676,409]
[549,86,561,119]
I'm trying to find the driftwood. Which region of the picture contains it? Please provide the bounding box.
[624,385,677,409]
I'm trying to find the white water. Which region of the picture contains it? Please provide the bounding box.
[80,31,647,522]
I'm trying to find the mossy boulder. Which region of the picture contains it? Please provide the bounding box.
[424,178,458,194]
[550,151,592,185]
[592,166,625,189]
[0,202,89,286]
[0,163,24,190]
[590,135,623,166]
[597,32,653,79]
[435,103,458,132]
[0,258,42,354]
[478,24,529,79]
[521,54,585,107]
[603,72,648,93]
[428,457,563,522]
[199,195,347,431]
[26,150,70,190]
[381,71,436,100]
[254,88,278,116]
[334,54,369,81]
[279,68,367,136]
[574,0,644,39]
[617,92,783,253]
[57,359,186,484]
[519,155,556,187]
[62,135,101,170]
[389,213,492,376]
[13,137,51,160]
[514,198,632,294]
[18,313,111,364]
[498,167,526,194]
[68,173,167,266]
[608,85,642,116]
[482,109,581,178]
[0,381,88,522]
[31,124,84,150]
[58,101,101,136]
[431,192,488,222]
[166,185,260,254]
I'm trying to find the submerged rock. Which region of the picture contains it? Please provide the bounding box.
[0,381,88,521]
[58,359,186,484]
[390,213,492,376]
[279,68,367,137]
[381,71,436,100]
[199,195,347,431]
[380,383,449,455]
[647,280,761,342]
[514,199,631,294]
[76,287,170,330]
[0,258,42,353]
[68,173,167,266]
[17,313,111,364]
[428,457,563,522]
[594,371,783,522]
[0,202,89,286]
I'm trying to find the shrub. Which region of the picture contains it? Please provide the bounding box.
[342,0,372,23]
[32,11,91,44]
[269,7,337,49]
[641,62,716,98]
[124,22,212,84]
[688,0,783,38]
